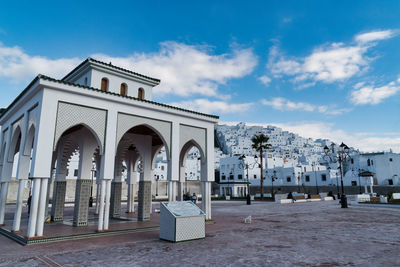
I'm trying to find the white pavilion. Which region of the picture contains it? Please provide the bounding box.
[0,58,218,239]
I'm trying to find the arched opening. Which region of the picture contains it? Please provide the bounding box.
[138,88,144,99]
[179,140,205,202]
[50,124,101,227]
[101,78,108,92]
[120,83,127,96]
[114,124,170,221]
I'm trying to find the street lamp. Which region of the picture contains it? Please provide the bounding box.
[324,143,350,208]
[271,169,277,198]
[156,175,160,196]
[239,154,259,205]
[89,159,96,207]
[297,171,301,192]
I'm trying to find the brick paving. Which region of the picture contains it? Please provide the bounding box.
[0,201,399,266]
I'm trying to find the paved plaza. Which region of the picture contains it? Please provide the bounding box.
[0,201,399,266]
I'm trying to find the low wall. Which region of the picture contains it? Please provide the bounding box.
[5,179,203,203]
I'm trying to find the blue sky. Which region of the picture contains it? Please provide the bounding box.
[0,0,400,152]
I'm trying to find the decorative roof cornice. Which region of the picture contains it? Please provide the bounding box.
[0,74,219,120]
[62,57,161,83]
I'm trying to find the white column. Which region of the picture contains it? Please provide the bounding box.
[370,176,374,195]
[201,181,212,220]
[36,178,48,237]
[127,157,136,213]
[168,181,173,202]
[167,122,179,203]
[13,111,30,231]
[127,183,135,213]
[103,179,111,230]
[95,181,100,214]
[207,182,212,220]
[27,178,41,238]
[97,179,105,231]
[12,179,27,231]
[0,182,9,225]
[168,181,177,201]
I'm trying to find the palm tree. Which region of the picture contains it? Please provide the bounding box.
[251,134,271,200]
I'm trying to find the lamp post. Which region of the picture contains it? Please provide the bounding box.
[324,143,350,208]
[239,155,259,205]
[89,160,96,207]
[156,176,159,196]
[297,171,301,192]
[311,162,319,194]
[272,169,277,198]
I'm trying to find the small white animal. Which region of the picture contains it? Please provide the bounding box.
[244,215,252,224]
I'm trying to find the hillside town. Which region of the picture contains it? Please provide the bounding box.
[59,122,400,199]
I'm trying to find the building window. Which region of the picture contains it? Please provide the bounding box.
[238,174,243,179]
[101,78,108,92]
[221,175,226,180]
[305,175,310,182]
[388,179,393,185]
[253,174,257,179]
[74,169,79,177]
[161,166,164,171]
[351,159,354,164]
[321,174,327,181]
[286,176,291,182]
[371,160,374,165]
[367,159,371,166]
[229,174,234,180]
[389,158,393,162]
[120,83,127,96]
[351,181,357,186]
[84,77,88,86]
[138,88,144,99]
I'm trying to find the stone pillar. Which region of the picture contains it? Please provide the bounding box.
[103,179,111,230]
[177,182,184,201]
[95,181,100,214]
[137,181,151,221]
[168,181,177,202]
[127,183,135,213]
[12,179,27,231]
[51,181,67,221]
[73,179,91,227]
[0,182,9,225]
[202,181,212,220]
[97,179,105,232]
[110,181,122,218]
[27,178,41,238]
[36,178,49,237]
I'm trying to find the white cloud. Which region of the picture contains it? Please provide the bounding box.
[267,29,398,86]
[170,99,253,114]
[92,42,258,98]
[221,121,400,153]
[350,78,400,105]
[355,30,397,44]
[0,42,81,82]
[258,75,271,86]
[0,41,258,98]
[261,97,351,115]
